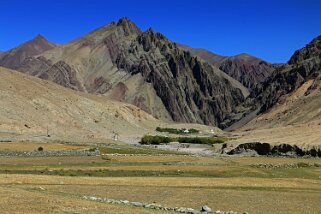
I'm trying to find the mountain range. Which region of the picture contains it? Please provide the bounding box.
[0,17,320,132]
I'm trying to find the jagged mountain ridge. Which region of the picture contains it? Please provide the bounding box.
[0,35,57,69]
[224,35,321,129]
[180,45,277,90]
[14,17,248,126]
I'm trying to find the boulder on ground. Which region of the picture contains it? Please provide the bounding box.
[201,205,212,212]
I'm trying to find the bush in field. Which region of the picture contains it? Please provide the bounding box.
[141,135,171,145]
[37,146,44,151]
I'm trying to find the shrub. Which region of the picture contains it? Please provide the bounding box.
[37,146,44,151]
[140,135,225,145]
[141,135,171,145]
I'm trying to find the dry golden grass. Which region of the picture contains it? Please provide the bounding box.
[0,142,86,151]
[116,155,228,163]
[41,184,321,214]
[0,186,164,214]
[1,174,320,189]
[0,154,320,213]
[2,174,321,214]
[0,156,105,165]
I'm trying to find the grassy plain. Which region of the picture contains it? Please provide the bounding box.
[0,141,320,213]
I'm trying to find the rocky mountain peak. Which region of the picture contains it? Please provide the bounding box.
[288,35,321,65]
[136,28,172,52]
[114,17,141,36]
[33,34,46,41]
[141,28,167,41]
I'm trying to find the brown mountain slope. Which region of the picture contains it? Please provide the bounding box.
[218,54,278,89]
[0,35,57,69]
[226,79,321,147]
[224,35,321,130]
[180,46,277,90]
[178,45,226,65]
[16,17,248,127]
[0,66,158,141]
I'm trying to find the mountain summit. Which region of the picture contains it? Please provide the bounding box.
[0,34,57,69]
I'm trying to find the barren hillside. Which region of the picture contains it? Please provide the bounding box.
[0,66,159,142]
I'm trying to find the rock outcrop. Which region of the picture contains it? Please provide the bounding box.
[226,142,321,157]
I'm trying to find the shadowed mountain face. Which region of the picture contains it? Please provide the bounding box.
[14,17,247,126]
[110,28,247,125]
[223,35,321,129]
[0,35,57,69]
[180,46,277,90]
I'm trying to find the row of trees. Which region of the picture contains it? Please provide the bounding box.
[141,135,225,145]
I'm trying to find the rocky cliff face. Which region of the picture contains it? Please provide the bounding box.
[0,35,57,69]
[218,54,278,90]
[254,35,321,113]
[14,18,247,126]
[180,46,277,90]
[109,28,246,125]
[223,35,321,129]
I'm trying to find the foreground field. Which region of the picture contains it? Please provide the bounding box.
[0,146,320,213]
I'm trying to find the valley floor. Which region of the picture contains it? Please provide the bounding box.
[0,141,320,214]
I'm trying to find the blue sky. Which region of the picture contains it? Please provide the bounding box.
[0,0,320,62]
